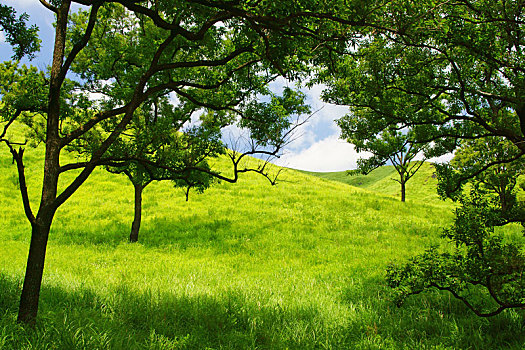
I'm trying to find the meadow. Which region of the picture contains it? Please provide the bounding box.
[1,143,524,349]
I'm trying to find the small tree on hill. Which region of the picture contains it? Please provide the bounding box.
[337,117,428,202]
[102,103,224,243]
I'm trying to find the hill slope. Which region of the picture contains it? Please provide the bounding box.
[1,144,523,349]
[302,162,440,203]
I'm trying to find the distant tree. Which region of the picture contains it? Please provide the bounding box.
[0,5,40,60]
[338,114,428,202]
[1,0,360,325]
[102,103,224,243]
[387,138,525,317]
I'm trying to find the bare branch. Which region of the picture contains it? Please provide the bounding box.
[39,0,58,13]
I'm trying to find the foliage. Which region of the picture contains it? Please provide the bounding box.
[436,137,525,207]
[388,137,525,317]
[338,120,428,201]
[319,0,525,158]
[387,188,525,317]
[0,5,40,60]
[240,88,311,148]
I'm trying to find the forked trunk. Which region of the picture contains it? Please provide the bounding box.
[129,183,144,242]
[17,219,52,325]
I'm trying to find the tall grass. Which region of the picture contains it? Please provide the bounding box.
[1,143,524,349]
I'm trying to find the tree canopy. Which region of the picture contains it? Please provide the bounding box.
[320,0,525,161]
[0,0,378,325]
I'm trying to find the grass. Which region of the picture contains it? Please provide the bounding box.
[301,162,440,203]
[1,142,525,349]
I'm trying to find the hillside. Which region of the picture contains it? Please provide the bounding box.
[301,162,440,203]
[1,144,524,349]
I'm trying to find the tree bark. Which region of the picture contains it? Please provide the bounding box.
[17,0,70,326]
[129,183,144,242]
[17,219,51,325]
[401,181,406,202]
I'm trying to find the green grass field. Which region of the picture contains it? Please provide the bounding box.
[1,143,524,349]
[301,162,440,203]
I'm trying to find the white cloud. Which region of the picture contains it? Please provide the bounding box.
[274,134,371,172]
[428,152,454,164]
[0,31,5,43]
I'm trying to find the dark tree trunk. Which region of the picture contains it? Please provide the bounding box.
[17,219,51,325]
[17,0,70,326]
[130,183,144,242]
[401,181,406,202]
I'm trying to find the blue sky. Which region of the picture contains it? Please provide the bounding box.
[0,0,371,172]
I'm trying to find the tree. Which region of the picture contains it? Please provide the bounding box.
[0,5,40,60]
[320,0,525,161]
[338,115,428,202]
[102,103,224,243]
[100,88,310,243]
[0,0,368,325]
[387,138,525,317]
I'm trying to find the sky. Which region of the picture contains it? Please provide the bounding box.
[0,1,448,172]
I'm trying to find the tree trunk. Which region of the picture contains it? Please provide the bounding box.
[17,0,69,324]
[401,181,406,202]
[129,183,144,242]
[17,218,51,325]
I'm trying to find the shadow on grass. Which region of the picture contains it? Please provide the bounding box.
[0,274,342,349]
[339,275,525,349]
[2,273,525,349]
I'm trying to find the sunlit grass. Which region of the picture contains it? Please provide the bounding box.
[1,142,524,349]
[301,162,441,203]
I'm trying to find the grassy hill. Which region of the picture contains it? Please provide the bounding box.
[301,162,440,203]
[1,143,524,349]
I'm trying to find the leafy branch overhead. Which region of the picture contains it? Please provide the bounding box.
[0,5,40,60]
[320,0,525,162]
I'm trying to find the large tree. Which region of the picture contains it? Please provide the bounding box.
[318,0,525,317]
[0,0,373,325]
